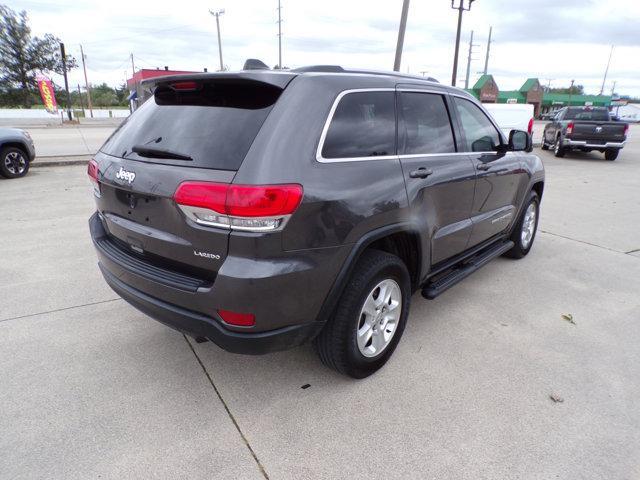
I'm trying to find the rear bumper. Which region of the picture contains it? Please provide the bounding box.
[99,263,323,354]
[563,139,625,149]
[89,212,346,354]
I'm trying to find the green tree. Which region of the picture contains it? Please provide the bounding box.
[0,4,77,107]
[548,85,584,95]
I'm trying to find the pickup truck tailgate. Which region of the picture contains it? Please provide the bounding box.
[571,122,627,142]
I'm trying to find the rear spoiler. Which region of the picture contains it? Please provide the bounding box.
[140,71,297,91]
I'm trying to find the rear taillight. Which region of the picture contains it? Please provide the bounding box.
[217,309,255,327]
[87,159,100,197]
[527,117,534,134]
[174,181,303,232]
[623,124,629,137]
[566,122,574,135]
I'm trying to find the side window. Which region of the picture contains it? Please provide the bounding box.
[453,97,502,152]
[321,91,396,159]
[398,92,456,155]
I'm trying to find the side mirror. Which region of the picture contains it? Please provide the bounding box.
[509,130,532,152]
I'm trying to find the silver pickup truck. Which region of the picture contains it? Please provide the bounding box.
[0,128,36,178]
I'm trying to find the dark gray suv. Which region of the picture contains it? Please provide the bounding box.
[89,66,544,378]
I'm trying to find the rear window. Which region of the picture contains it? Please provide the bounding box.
[321,91,396,159]
[564,108,610,121]
[100,80,282,170]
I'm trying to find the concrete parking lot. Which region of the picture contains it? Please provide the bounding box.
[1,128,639,479]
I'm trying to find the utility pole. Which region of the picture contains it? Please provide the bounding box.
[611,80,616,96]
[568,79,575,107]
[59,43,72,121]
[130,53,136,78]
[77,84,85,117]
[464,30,477,89]
[79,45,93,118]
[483,26,492,75]
[209,9,225,71]
[451,0,475,87]
[393,0,410,72]
[599,45,614,95]
[277,0,283,69]
[419,70,429,77]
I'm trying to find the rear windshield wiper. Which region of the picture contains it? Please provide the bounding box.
[131,145,193,161]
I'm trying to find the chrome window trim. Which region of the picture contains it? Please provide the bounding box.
[315,88,509,164]
[316,88,396,163]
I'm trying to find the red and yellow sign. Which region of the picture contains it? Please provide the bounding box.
[36,73,58,114]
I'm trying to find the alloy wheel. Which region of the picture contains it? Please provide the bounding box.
[4,151,26,175]
[520,202,537,249]
[356,279,402,358]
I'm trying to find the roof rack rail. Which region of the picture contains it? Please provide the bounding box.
[292,65,345,73]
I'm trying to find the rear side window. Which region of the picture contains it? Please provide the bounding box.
[321,91,396,159]
[453,97,501,152]
[100,80,282,170]
[398,92,456,154]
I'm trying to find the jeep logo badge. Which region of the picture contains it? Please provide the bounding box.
[115,166,136,184]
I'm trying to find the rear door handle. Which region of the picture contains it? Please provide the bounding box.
[476,163,491,171]
[409,167,433,179]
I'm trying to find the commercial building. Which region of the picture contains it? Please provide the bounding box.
[468,75,612,117]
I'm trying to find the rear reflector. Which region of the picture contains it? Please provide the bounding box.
[174,181,303,232]
[217,309,255,327]
[624,124,629,137]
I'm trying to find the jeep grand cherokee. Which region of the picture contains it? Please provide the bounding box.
[89,66,544,378]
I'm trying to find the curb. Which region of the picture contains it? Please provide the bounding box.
[31,155,92,168]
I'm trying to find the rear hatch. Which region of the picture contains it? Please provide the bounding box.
[93,74,293,283]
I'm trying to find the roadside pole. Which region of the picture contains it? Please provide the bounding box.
[59,43,72,121]
[393,0,410,72]
[80,45,94,118]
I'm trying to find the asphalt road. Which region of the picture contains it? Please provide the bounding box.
[1,129,639,479]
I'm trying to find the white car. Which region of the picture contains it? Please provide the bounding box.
[482,103,534,140]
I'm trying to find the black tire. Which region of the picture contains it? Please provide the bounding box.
[314,249,411,378]
[605,149,619,161]
[553,136,565,157]
[540,133,549,150]
[504,191,540,259]
[0,146,30,178]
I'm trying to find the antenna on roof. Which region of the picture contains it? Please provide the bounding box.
[243,59,270,70]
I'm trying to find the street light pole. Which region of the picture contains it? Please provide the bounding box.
[451,0,475,87]
[209,9,225,71]
[393,0,410,72]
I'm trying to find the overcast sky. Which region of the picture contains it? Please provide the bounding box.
[7,0,640,96]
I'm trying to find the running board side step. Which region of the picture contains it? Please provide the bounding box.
[421,241,514,299]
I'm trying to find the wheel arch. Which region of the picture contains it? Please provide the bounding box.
[1,141,29,156]
[313,223,422,327]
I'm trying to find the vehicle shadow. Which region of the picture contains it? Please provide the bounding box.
[538,148,610,163]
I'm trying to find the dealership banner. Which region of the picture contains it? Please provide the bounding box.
[36,73,58,114]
